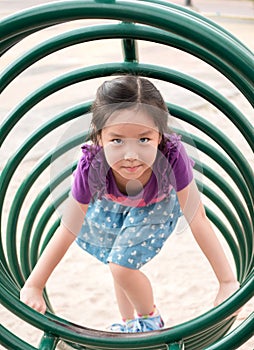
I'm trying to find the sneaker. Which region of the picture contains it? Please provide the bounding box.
[108,322,127,332]
[109,319,141,333]
[109,315,164,333]
[125,318,142,332]
[125,315,164,332]
[137,315,164,332]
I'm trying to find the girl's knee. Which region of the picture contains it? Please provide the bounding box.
[109,263,135,283]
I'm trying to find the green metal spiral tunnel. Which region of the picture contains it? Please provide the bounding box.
[0,1,253,349]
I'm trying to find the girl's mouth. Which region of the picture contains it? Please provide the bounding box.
[123,165,142,173]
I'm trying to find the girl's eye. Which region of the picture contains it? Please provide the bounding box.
[112,139,123,145]
[139,138,150,144]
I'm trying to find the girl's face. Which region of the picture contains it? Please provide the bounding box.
[99,108,161,189]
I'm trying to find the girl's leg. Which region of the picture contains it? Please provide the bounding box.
[113,280,135,320]
[109,263,154,317]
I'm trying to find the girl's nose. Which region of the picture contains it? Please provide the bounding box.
[124,150,139,160]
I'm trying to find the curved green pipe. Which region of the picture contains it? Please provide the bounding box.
[0,325,37,350]
[205,313,254,350]
[0,0,252,348]
[170,103,253,208]
[0,274,252,347]
[3,102,252,286]
[142,0,251,52]
[20,169,74,279]
[2,132,252,348]
[0,22,251,95]
[0,1,253,103]
[5,144,251,345]
[0,54,254,150]
[1,63,253,164]
[2,0,249,54]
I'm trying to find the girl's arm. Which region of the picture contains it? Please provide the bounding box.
[20,197,88,313]
[177,180,240,311]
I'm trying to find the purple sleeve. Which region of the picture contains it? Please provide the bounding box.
[71,153,92,204]
[169,140,195,192]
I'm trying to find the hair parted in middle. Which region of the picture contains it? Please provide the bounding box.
[89,75,171,145]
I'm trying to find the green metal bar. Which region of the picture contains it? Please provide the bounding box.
[137,0,253,51]
[21,182,70,279]
[194,159,251,234]
[0,1,253,348]
[0,4,252,348]
[1,0,249,56]
[1,170,252,350]
[0,325,37,350]
[17,139,248,347]
[3,103,250,284]
[169,103,253,212]
[0,241,19,288]
[29,160,245,327]
[0,23,55,56]
[197,181,245,272]
[173,123,254,280]
[1,25,253,150]
[204,313,254,350]
[1,105,89,285]
[0,221,253,345]
[0,21,249,99]
[177,131,253,275]
[40,219,61,313]
[30,192,68,267]
[0,261,20,298]
[205,209,240,279]
[0,1,253,103]
[0,242,9,281]
[40,219,60,254]
[1,63,250,292]
[1,99,252,288]
[2,174,252,348]
[179,132,251,279]
[200,164,252,275]
[193,161,244,275]
[1,104,252,350]
[0,1,252,77]
[178,130,253,277]
[168,343,184,350]
[27,175,75,269]
[39,333,59,350]
[179,131,252,219]
[122,35,139,62]
[1,62,252,157]
[183,319,235,350]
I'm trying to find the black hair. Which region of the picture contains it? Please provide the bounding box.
[90,75,171,145]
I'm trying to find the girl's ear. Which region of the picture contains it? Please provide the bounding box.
[97,133,103,146]
[158,133,162,145]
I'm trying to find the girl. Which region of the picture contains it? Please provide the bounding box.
[20,75,239,332]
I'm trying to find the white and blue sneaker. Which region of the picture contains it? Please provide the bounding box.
[109,315,164,333]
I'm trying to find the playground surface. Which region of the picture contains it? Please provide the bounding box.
[0,1,253,349]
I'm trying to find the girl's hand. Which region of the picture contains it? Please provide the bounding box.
[214,281,241,316]
[20,285,46,314]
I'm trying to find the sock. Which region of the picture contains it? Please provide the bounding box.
[122,317,134,323]
[137,305,159,318]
